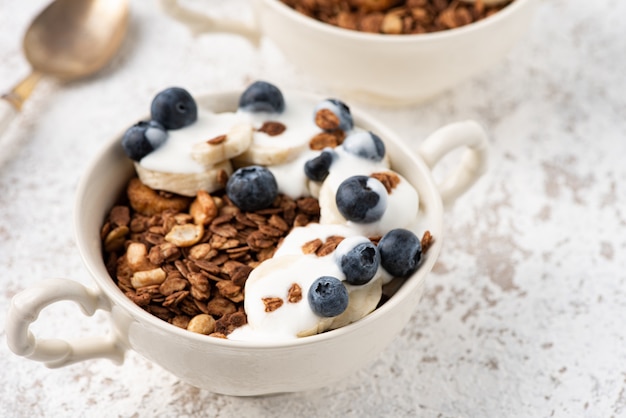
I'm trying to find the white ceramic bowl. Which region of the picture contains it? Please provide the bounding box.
[161,0,538,104]
[6,89,488,395]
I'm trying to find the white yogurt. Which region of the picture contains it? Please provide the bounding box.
[268,148,318,200]
[228,228,386,342]
[140,109,240,173]
[317,148,419,237]
[236,95,320,153]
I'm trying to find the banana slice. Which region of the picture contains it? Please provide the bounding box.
[191,123,253,167]
[328,280,382,331]
[134,160,232,197]
[232,97,322,166]
[297,279,382,337]
[295,318,335,338]
[232,133,308,167]
[298,279,383,337]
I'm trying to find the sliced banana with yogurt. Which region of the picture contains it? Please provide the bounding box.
[191,123,253,167]
[135,110,250,197]
[298,279,382,337]
[231,253,383,341]
[232,138,307,167]
[134,160,232,197]
[232,96,324,166]
[316,151,418,237]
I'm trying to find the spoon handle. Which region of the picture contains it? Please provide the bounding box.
[0,71,42,134]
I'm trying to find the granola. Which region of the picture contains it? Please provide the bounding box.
[370,171,401,193]
[279,0,515,34]
[102,179,321,335]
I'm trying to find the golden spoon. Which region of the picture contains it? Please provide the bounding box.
[1,0,130,133]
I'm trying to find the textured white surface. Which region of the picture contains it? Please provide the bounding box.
[1,0,625,416]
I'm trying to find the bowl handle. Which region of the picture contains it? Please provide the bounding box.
[6,278,126,368]
[417,120,488,206]
[159,0,261,45]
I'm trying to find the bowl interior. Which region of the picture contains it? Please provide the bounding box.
[74,90,444,347]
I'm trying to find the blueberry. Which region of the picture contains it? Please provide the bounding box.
[226,166,278,212]
[304,150,335,182]
[335,175,387,223]
[335,239,380,285]
[121,120,168,161]
[239,81,285,113]
[342,131,385,162]
[307,276,349,317]
[151,87,197,130]
[314,98,353,132]
[378,229,422,278]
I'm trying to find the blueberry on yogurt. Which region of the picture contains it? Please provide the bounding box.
[239,81,285,113]
[378,228,422,278]
[335,175,387,223]
[308,276,349,317]
[335,238,380,286]
[150,87,197,130]
[226,165,278,212]
[304,149,335,182]
[342,131,385,162]
[314,98,353,132]
[121,120,168,161]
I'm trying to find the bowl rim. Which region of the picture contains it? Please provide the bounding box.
[263,0,536,43]
[74,88,444,349]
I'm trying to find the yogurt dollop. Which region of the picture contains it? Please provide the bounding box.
[140,110,241,174]
[229,225,386,341]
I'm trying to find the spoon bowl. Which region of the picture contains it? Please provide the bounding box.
[24,0,129,80]
[0,0,129,132]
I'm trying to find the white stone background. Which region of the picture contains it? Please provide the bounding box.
[1,0,625,416]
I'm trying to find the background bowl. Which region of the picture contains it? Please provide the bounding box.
[253,0,539,104]
[160,0,538,104]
